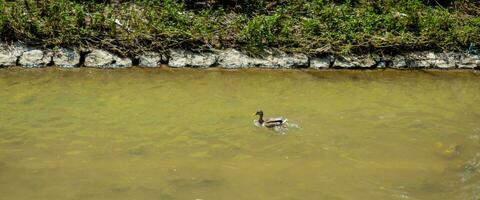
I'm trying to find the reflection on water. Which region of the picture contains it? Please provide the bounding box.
[0,68,479,200]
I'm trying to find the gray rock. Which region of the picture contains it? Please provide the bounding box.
[0,43,27,67]
[372,53,383,62]
[111,56,133,68]
[252,57,276,68]
[0,50,18,67]
[391,55,407,68]
[218,49,255,68]
[272,52,309,68]
[19,49,52,67]
[333,55,376,68]
[248,51,280,68]
[435,60,456,69]
[168,50,189,68]
[9,44,28,57]
[190,52,217,67]
[139,52,161,67]
[333,57,352,68]
[219,49,308,69]
[458,54,479,69]
[250,51,308,68]
[84,49,114,67]
[84,49,131,68]
[376,54,392,68]
[432,52,459,69]
[250,54,283,68]
[310,55,333,69]
[52,48,80,68]
[168,49,217,68]
[405,52,433,68]
[354,55,377,68]
[377,61,387,68]
[426,52,437,61]
[407,60,431,68]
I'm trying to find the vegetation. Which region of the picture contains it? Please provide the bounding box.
[0,0,479,56]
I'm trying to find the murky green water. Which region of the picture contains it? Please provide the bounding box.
[0,68,479,200]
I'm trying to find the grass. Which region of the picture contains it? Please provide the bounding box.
[0,0,479,57]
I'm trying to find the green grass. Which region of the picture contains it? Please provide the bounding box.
[0,0,479,56]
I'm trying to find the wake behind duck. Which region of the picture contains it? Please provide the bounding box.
[252,110,299,133]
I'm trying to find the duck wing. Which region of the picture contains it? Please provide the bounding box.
[263,117,287,128]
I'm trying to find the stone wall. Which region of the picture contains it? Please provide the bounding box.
[1,43,479,69]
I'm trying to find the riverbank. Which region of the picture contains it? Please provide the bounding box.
[1,0,479,57]
[0,43,479,69]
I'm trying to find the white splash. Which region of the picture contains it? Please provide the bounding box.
[253,120,300,134]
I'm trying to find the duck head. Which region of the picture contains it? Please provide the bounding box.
[252,110,264,117]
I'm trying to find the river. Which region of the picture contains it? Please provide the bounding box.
[0,68,479,200]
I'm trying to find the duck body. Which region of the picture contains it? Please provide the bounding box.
[253,110,288,128]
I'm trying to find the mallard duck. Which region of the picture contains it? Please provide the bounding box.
[252,110,288,128]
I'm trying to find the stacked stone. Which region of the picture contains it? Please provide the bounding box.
[0,43,479,69]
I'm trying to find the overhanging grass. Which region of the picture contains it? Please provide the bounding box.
[0,0,479,56]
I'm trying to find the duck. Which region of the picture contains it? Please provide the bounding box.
[252,110,288,128]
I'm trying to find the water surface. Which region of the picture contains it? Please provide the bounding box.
[0,68,479,200]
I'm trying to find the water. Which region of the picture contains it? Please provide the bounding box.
[0,68,479,200]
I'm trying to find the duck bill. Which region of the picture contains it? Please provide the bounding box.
[251,112,256,116]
